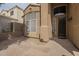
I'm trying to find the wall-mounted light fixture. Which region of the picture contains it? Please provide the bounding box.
[68,17,72,21]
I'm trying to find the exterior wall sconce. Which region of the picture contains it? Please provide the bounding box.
[68,17,72,21]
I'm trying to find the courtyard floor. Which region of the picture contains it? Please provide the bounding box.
[0,36,79,56]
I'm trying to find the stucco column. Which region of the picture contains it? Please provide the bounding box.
[40,3,49,42]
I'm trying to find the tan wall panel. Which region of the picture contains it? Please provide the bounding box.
[68,4,79,48]
[40,4,49,41]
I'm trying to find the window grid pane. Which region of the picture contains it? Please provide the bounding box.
[25,12,38,32]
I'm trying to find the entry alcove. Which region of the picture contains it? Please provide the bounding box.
[54,6,66,16]
[53,6,67,39]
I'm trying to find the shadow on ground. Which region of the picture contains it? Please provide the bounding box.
[0,35,79,56]
[53,38,79,56]
[0,36,27,51]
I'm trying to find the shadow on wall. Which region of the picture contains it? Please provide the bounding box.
[53,38,79,56]
[0,22,27,51]
[14,22,24,36]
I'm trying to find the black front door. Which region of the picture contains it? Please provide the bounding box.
[58,17,66,39]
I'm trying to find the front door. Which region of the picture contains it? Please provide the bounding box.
[52,5,67,39]
[52,16,66,39]
[58,16,66,39]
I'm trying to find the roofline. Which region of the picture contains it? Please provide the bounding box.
[8,5,23,11]
[0,9,8,14]
[24,3,40,12]
[22,11,40,17]
[0,5,23,14]
[0,15,18,21]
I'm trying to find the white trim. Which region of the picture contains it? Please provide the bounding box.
[55,13,65,16]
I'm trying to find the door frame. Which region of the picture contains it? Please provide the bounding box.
[51,4,68,39]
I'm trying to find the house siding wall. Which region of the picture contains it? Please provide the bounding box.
[40,4,50,41]
[0,10,8,16]
[68,4,79,48]
[7,8,23,23]
[0,17,11,32]
[23,3,79,49]
[24,5,40,15]
[46,3,79,48]
[40,3,79,48]
[0,7,23,23]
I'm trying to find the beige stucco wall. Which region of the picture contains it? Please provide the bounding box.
[40,4,52,42]
[68,4,79,48]
[0,10,8,16]
[47,4,53,40]
[24,3,79,49]
[24,5,40,38]
[0,16,23,37]
[40,4,66,41]
[23,3,79,49]
[0,7,23,23]
[40,3,79,48]
[14,22,24,36]
[0,15,17,33]
[0,17,11,32]
[24,5,40,15]
[41,4,53,41]
[7,7,23,23]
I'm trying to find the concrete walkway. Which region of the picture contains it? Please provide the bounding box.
[0,37,78,56]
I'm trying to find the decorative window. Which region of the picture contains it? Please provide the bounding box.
[25,12,39,32]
